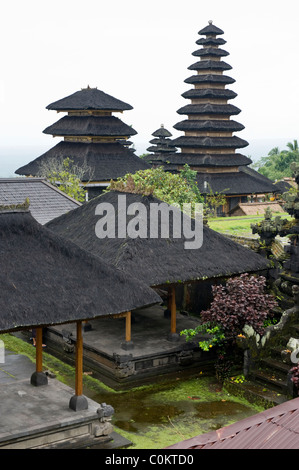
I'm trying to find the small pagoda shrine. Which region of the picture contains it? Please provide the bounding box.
[15,86,150,199]
[144,125,177,164]
[157,22,276,215]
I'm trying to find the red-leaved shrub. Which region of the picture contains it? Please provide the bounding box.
[200,273,278,337]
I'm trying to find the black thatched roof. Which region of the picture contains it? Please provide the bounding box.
[46,87,133,112]
[43,116,137,137]
[188,60,232,71]
[192,47,229,57]
[15,142,150,182]
[0,208,161,333]
[152,126,173,138]
[197,169,277,195]
[46,191,270,287]
[171,136,249,149]
[181,89,237,100]
[155,153,252,168]
[273,180,293,193]
[196,37,226,46]
[173,119,244,133]
[198,23,224,36]
[184,74,235,85]
[177,104,241,116]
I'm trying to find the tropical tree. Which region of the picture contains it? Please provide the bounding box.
[253,140,299,181]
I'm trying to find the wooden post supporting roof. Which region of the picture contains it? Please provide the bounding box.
[168,286,179,342]
[69,321,88,411]
[30,327,48,386]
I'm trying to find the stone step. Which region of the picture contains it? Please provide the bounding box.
[260,357,292,375]
[250,367,288,394]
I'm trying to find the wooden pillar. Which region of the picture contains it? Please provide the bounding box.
[168,286,179,342]
[125,311,132,343]
[121,311,134,350]
[170,285,176,335]
[69,321,88,411]
[30,327,48,386]
[36,327,43,373]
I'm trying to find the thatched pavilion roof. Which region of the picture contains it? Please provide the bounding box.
[46,191,270,287]
[0,206,160,333]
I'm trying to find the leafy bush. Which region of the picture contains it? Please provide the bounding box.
[200,273,278,338]
[181,274,278,351]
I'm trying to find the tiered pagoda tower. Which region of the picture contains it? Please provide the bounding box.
[146,124,177,157]
[155,22,276,215]
[16,87,150,199]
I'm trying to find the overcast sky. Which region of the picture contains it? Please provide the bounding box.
[0,0,298,176]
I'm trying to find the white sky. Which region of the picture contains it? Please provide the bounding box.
[0,0,298,173]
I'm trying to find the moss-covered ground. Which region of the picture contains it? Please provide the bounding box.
[1,333,265,449]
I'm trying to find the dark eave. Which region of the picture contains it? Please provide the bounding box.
[176,103,241,116]
[188,60,232,71]
[198,24,224,36]
[43,115,137,137]
[192,47,229,57]
[46,87,133,112]
[184,74,235,85]
[156,153,252,167]
[171,136,249,149]
[196,37,226,46]
[173,119,245,132]
[181,88,237,100]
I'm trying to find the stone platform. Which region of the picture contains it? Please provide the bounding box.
[0,351,130,449]
[42,306,214,389]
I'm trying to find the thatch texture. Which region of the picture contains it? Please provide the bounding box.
[188,60,232,71]
[0,209,160,333]
[171,136,249,149]
[153,153,252,167]
[184,74,235,85]
[192,47,229,57]
[15,142,150,181]
[46,87,133,111]
[197,170,276,195]
[181,89,237,100]
[46,191,270,288]
[176,104,241,116]
[43,116,137,137]
[174,119,244,132]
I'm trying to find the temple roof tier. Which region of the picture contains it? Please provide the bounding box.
[184,74,235,85]
[171,136,249,149]
[46,87,133,112]
[176,103,241,115]
[192,47,229,58]
[15,142,149,182]
[197,168,277,195]
[196,37,226,46]
[173,119,245,132]
[181,88,237,100]
[198,23,224,36]
[188,60,232,71]
[153,152,252,167]
[43,115,137,137]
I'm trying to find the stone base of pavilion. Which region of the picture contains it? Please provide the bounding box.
[43,305,215,390]
[0,351,131,449]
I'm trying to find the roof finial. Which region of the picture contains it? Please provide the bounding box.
[208,20,213,25]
